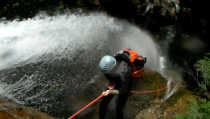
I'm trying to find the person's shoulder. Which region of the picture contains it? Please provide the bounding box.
[114,50,124,56]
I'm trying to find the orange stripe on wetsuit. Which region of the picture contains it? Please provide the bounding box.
[123,48,144,78]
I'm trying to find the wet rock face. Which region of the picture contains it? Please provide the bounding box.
[0,60,104,119]
[0,70,198,119]
[1,69,167,119]
[0,97,55,119]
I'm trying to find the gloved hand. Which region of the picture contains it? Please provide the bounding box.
[102,90,110,96]
[102,90,119,96]
[109,90,119,95]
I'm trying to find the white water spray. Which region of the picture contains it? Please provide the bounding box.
[0,13,180,116]
[0,13,160,71]
[159,56,182,101]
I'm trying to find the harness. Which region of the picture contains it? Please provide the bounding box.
[123,48,145,78]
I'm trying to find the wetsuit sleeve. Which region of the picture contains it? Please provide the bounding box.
[104,73,121,90]
[119,78,131,95]
[114,51,130,64]
[105,69,132,95]
[105,73,121,80]
[118,67,132,95]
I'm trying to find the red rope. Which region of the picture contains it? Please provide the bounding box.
[67,87,167,119]
[68,93,105,119]
[130,87,167,94]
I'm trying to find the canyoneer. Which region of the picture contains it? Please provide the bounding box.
[98,48,147,119]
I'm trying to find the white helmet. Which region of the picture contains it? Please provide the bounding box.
[99,55,117,73]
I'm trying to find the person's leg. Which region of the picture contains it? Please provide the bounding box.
[99,95,114,119]
[116,94,129,119]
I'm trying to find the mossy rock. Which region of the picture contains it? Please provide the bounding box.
[124,71,167,119]
[132,71,167,98]
[135,84,197,119]
[161,88,196,119]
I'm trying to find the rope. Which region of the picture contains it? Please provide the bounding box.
[67,87,167,119]
[131,87,167,94]
[68,93,105,119]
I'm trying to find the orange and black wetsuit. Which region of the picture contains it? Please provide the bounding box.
[99,49,146,119]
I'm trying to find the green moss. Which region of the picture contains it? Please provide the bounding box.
[173,98,210,119]
[161,88,196,110]
[140,72,166,91]
[131,71,167,104]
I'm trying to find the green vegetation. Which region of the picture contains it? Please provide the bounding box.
[195,53,210,92]
[173,98,210,119]
[173,54,210,119]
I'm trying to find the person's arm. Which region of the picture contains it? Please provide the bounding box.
[104,70,132,95]
[103,73,121,96]
[118,65,133,95]
[105,73,120,80]
[118,76,132,95]
[109,90,119,94]
[114,50,130,64]
[102,89,119,96]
